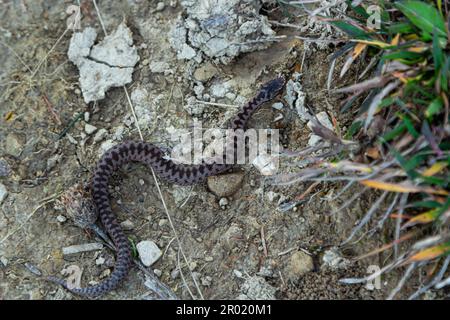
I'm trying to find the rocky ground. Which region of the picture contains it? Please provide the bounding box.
[0,0,420,299]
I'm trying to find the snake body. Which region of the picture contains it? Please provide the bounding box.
[51,77,285,297]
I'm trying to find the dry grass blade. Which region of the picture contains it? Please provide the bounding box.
[409,255,450,299]
[334,76,390,94]
[364,80,400,132]
[340,253,408,285]
[342,191,388,245]
[267,168,326,186]
[387,262,419,300]
[327,58,337,91]
[376,193,400,229]
[339,43,367,78]
[360,180,449,196]
[356,230,418,260]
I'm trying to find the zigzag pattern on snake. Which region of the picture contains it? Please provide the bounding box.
[48,76,285,297]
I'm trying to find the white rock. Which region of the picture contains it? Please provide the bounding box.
[89,23,139,67]
[284,74,310,122]
[56,215,67,223]
[150,61,170,73]
[171,269,180,279]
[0,183,8,204]
[322,247,351,270]
[78,60,134,104]
[84,123,97,135]
[201,276,212,287]
[67,27,97,65]
[170,0,275,64]
[137,240,162,267]
[307,111,333,146]
[219,197,229,207]
[68,23,139,103]
[93,128,108,142]
[155,2,165,11]
[130,87,155,129]
[266,191,279,203]
[272,102,284,110]
[0,256,8,267]
[178,43,197,60]
[238,276,276,300]
[233,269,243,278]
[273,114,283,122]
[308,134,322,147]
[95,256,105,265]
[307,111,333,131]
[210,81,231,98]
[113,125,125,141]
[153,269,162,277]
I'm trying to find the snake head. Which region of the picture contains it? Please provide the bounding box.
[257,76,286,102]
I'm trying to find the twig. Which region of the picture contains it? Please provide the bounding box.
[261,226,268,257]
[42,94,62,125]
[195,100,239,109]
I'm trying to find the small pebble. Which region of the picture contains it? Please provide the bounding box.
[0,256,8,267]
[201,276,212,287]
[95,256,105,265]
[233,270,243,278]
[285,251,314,280]
[155,2,165,11]
[99,269,111,279]
[84,112,90,122]
[84,123,98,135]
[56,215,67,223]
[219,197,228,208]
[189,261,197,271]
[0,183,8,204]
[158,219,168,227]
[153,269,162,277]
[136,240,162,267]
[207,172,244,197]
[272,102,284,110]
[205,256,214,262]
[171,269,179,279]
[94,128,108,142]
[138,179,145,186]
[273,114,284,122]
[0,159,10,177]
[66,133,77,145]
[120,219,135,231]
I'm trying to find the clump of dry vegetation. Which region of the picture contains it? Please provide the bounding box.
[277,0,450,298]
